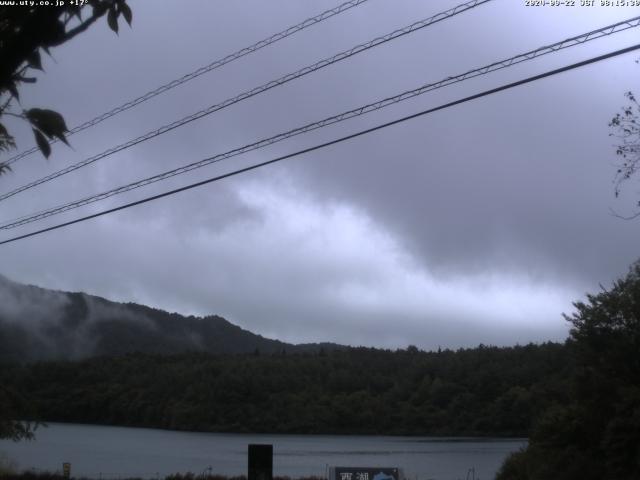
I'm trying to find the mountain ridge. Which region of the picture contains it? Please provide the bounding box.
[0,275,343,363]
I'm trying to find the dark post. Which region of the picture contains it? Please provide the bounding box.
[248,444,273,480]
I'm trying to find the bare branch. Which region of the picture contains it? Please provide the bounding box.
[608,206,640,220]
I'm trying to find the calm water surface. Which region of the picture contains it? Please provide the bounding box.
[0,423,526,480]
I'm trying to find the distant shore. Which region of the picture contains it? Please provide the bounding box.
[2,345,568,438]
[25,419,531,440]
[0,473,326,480]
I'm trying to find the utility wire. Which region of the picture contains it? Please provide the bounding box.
[0,0,492,203]
[2,16,638,230]
[1,42,639,247]
[0,0,372,168]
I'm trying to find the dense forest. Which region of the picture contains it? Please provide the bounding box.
[2,342,570,437]
[496,262,640,480]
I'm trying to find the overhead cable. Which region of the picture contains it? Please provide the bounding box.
[2,16,639,230]
[2,43,639,246]
[0,0,492,202]
[0,0,373,168]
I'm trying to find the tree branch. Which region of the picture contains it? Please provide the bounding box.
[50,2,111,46]
[608,207,640,221]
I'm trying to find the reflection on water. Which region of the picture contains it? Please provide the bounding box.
[0,423,526,480]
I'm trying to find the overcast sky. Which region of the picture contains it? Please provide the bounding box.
[1,0,640,350]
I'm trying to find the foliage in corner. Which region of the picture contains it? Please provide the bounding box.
[0,0,132,443]
[0,0,132,174]
[496,260,640,480]
[0,384,39,442]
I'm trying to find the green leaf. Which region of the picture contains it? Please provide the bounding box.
[107,7,119,33]
[120,2,132,26]
[33,128,51,158]
[27,50,43,71]
[26,108,69,145]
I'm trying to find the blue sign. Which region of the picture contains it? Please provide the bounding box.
[333,467,401,480]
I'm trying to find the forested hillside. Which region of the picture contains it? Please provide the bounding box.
[0,275,338,362]
[4,266,637,479]
[2,343,570,437]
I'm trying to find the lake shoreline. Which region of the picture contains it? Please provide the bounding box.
[26,420,529,441]
[0,422,527,480]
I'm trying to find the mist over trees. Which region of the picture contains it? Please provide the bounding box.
[0,275,339,363]
[0,275,572,437]
[0,262,638,478]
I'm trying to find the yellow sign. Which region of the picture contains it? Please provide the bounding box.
[62,463,71,479]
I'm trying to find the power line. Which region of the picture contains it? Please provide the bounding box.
[0,0,492,203]
[0,0,372,168]
[1,42,638,247]
[2,16,638,230]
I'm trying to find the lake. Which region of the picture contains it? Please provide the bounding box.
[0,423,526,480]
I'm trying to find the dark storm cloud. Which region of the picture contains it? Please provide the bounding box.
[1,0,638,349]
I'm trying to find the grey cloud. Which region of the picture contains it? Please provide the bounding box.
[1,0,639,350]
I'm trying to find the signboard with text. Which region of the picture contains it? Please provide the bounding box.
[331,467,401,480]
